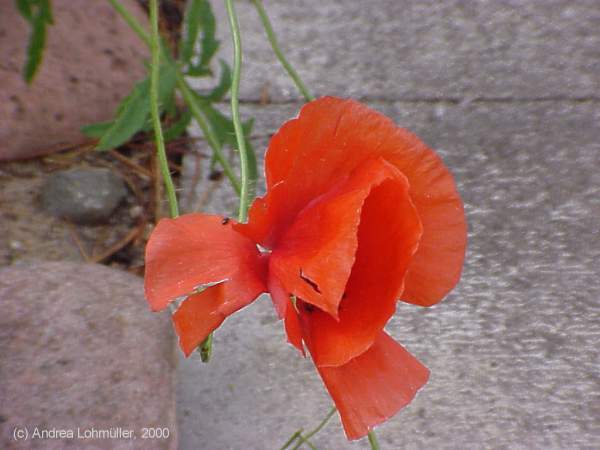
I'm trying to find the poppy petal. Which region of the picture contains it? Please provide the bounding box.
[267,273,304,355]
[284,305,304,356]
[316,332,429,440]
[236,97,466,305]
[269,157,416,320]
[299,164,423,367]
[172,284,227,357]
[145,213,267,312]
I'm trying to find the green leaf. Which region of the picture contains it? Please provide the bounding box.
[21,0,53,84]
[80,121,114,139]
[195,97,257,197]
[41,0,52,23]
[16,0,33,22]
[164,109,192,142]
[244,130,258,201]
[95,78,150,150]
[182,0,219,77]
[94,64,177,150]
[185,64,212,77]
[180,0,204,65]
[198,0,218,68]
[204,60,231,102]
[158,62,177,106]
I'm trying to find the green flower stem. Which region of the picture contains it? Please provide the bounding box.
[224,0,251,222]
[149,0,178,218]
[176,73,241,194]
[251,0,314,102]
[295,436,318,450]
[279,429,303,450]
[368,430,381,450]
[290,406,336,450]
[108,0,241,195]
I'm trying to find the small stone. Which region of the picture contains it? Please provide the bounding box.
[129,205,144,219]
[8,240,23,250]
[41,168,128,224]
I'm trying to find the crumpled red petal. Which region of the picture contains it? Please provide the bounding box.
[267,273,304,355]
[172,284,226,357]
[316,332,430,440]
[145,213,267,312]
[270,158,412,319]
[299,160,423,366]
[236,97,466,306]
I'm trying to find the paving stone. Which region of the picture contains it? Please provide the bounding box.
[205,0,600,102]
[0,262,177,450]
[177,100,600,449]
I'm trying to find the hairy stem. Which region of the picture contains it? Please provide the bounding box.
[368,430,381,450]
[290,407,336,450]
[176,73,241,194]
[224,0,251,222]
[149,0,178,218]
[251,0,314,102]
[108,0,240,195]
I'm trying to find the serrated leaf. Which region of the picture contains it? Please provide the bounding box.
[21,0,53,84]
[164,109,192,142]
[195,97,258,198]
[94,64,177,150]
[204,60,231,102]
[185,64,212,77]
[80,121,114,139]
[198,0,218,68]
[180,0,204,65]
[181,0,219,77]
[158,63,177,106]
[96,78,150,150]
[16,0,33,22]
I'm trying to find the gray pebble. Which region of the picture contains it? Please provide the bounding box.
[40,168,127,224]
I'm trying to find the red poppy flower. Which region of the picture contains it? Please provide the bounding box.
[145,97,467,440]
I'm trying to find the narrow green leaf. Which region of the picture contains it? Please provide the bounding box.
[163,92,177,118]
[164,110,192,142]
[40,0,53,23]
[182,0,219,77]
[94,64,177,150]
[80,121,114,139]
[96,78,151,150]
[204,60,231,102]
[195,97,257,197]
[16,0,33,22]
[179,0,204,65]
[185,64,212,77]
[23,17,47,82]
[22,0,53,84]
[158,63,177,106]
[198,0,219,68]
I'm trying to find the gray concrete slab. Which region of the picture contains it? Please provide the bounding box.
[179,1,600,448]
[204,0,600,102]
[177,100,600,449]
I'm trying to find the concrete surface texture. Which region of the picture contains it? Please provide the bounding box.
[179,1,600,449]
[0,262,178,450]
